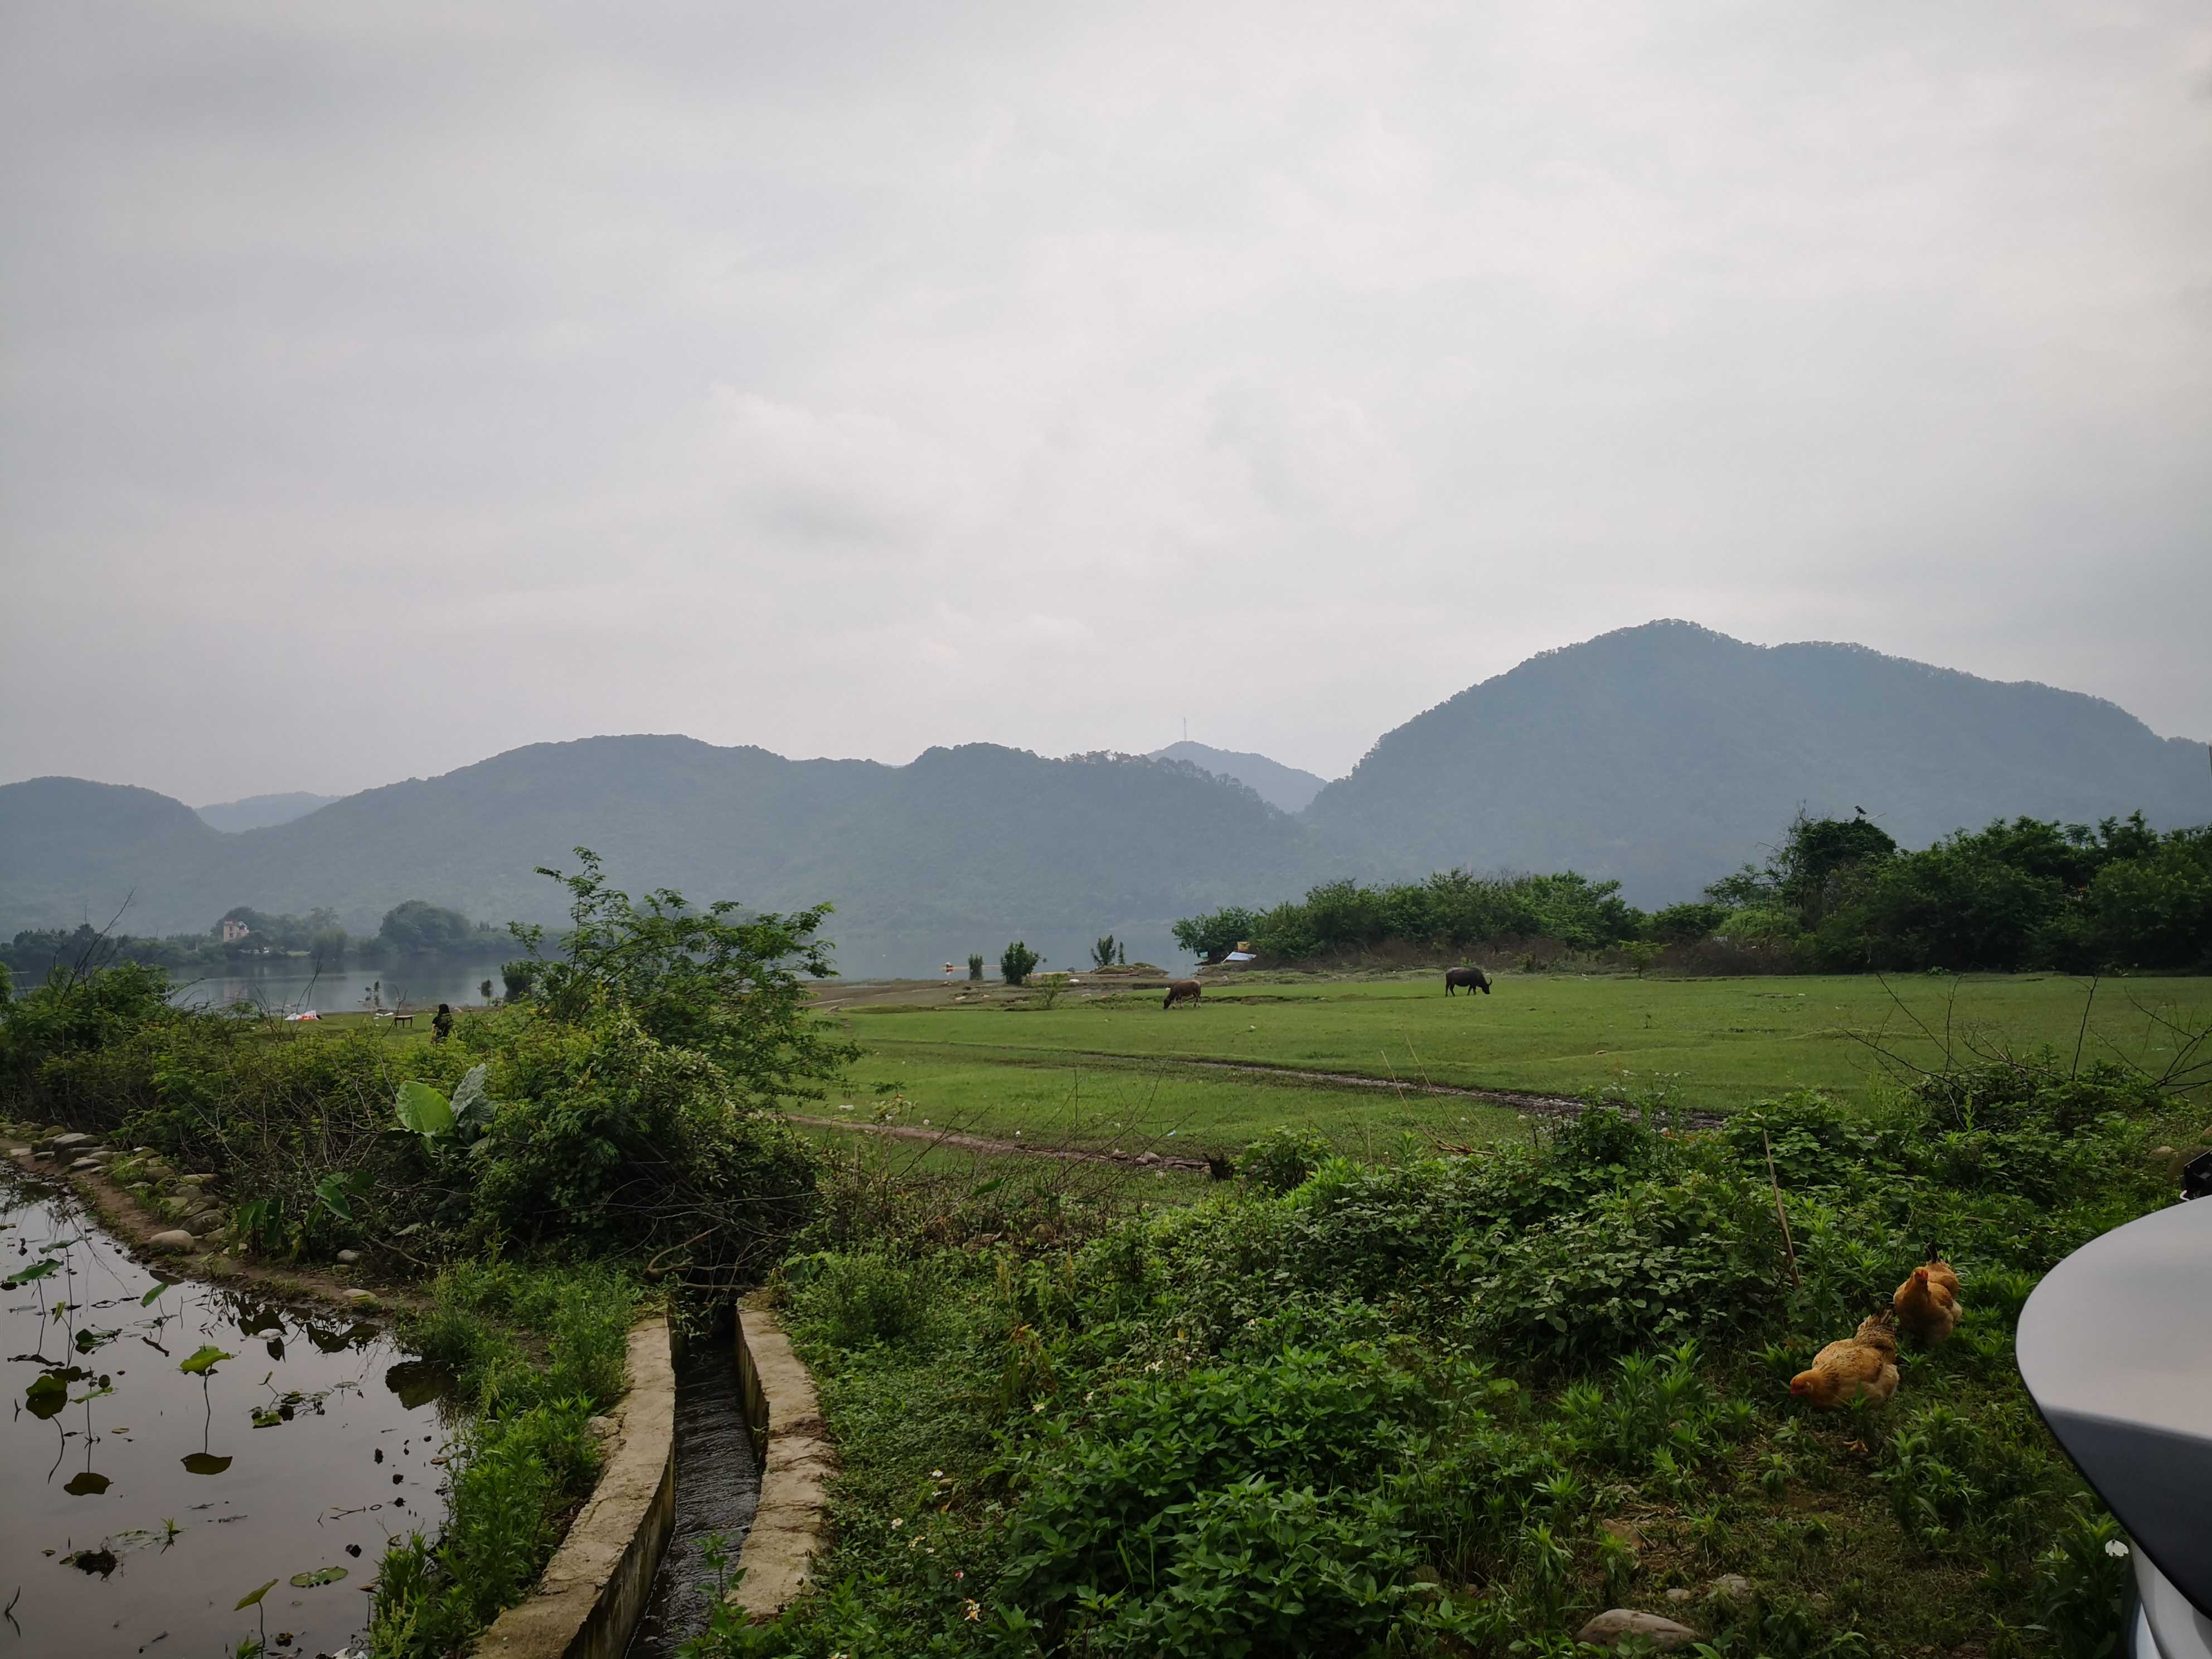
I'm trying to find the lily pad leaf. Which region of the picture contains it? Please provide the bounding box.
[64,1470,111,1496]
[289,1566,347,1588]
[26,1372,70,1417]
[181,1452,232,1476]
[4,1259,60,1288]
[236,1579,279,1610]
[179,1345,234,1376]
[141,1279,173,1306]
[393,1080,453,1140]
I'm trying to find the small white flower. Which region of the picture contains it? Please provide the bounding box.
[890,1516,903,1529]
[1031,1399,1046,1413]
[931,1468,944,1478]
[2106,1539,2130,1558]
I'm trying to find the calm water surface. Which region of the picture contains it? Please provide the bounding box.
[2,1171,450,1658]
[167,959,509,1016]
[159,923,1192,1012]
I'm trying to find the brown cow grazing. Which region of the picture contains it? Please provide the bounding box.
[1163,978,1203,1009]
[1444,966,1491,996]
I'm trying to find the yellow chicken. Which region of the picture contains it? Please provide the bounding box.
[1789,1311,1900,1409]
[1893,1251,1963,1345]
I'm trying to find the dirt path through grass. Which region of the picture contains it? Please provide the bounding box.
[793,1049,1723,1171]
[1168,1055,1726,1127]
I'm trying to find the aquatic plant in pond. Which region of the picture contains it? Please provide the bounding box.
[1,1171,451,1659]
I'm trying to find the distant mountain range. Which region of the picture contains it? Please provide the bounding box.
[1146,741,1331,814]
[1303,622,2210,900]
[195,792,341,833]
[4,622,2205,966]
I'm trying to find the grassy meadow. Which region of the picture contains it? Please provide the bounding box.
[818,970,2212,1154]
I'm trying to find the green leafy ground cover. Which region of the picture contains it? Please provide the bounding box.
[693,1060,2199,1658]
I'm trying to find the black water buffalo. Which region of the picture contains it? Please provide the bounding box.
[1163,978,1203,1009]
[1444,966,1491,996]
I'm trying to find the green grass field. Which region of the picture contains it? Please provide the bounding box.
[824,971,2212,1152]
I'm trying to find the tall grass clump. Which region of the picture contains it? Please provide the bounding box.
[370,1262,641,1657]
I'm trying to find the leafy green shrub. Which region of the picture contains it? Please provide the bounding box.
[1238,1126,1333,1194]
[508,849,853,1108]
[1003,1344,1437,1628]
[1723,1091,1885,1190]
[967,953,984,981]
[2034,1506,2134,1659]
[1552,1342,1716,1473]
[798,1251,945,1350]
[1462,1170,1784,1365]
[0,960,175,1102]
[465,1010,821,1286]
[1000,941,1040,986]
[1065,1478,1422,1656]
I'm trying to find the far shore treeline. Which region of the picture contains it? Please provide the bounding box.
[1176,811,2212,975]
[0,896,506,981]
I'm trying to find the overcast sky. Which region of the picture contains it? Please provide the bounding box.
[4,2,2209,804]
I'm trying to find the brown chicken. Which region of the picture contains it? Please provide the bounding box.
[1893,1251,1963,1345]
[1789,1311,1900,1409]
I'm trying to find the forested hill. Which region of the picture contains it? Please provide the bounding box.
[7,624,2206,944]
[1147,741,1331,814]
[1304,620,2211,901]
[0,739,1320,942]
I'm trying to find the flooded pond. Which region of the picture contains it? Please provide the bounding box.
[3,1170,450,1658]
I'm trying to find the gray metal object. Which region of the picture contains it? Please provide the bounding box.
[2017,1197,2212,1657]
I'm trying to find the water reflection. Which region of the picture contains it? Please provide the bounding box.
[3,1168,454,1658]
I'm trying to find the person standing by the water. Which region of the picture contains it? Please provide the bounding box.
[431,1002,454,1042]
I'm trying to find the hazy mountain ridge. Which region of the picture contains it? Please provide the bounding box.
[1147,741,1331,813]
[195,791,342,832]
[5,622,2205,946]
[0,738,1320,943]
[1303,621,2211,900]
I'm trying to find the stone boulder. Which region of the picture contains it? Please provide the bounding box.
[1576,1610,1701,1651]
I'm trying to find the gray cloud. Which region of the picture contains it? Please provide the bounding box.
[4,1,2209,801]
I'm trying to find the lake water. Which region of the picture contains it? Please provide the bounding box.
[1,1170,451,1658]
[168,959,513,1016]
[166,923,1193,1013]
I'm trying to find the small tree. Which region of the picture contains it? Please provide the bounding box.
[1620,940,1662,978]
[967,954,984,981]
[479,978,495,1002]
[508,848,853,1109]
[500,960,537,1001]
[1090,934,1118,969]
[1000,941,1040,987]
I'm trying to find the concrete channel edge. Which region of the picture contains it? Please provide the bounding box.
[732,1293,836,1621]
[477,1317,678,1659]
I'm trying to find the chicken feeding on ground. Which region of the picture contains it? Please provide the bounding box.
[1789,1310,1901,1409]
[1893,1249,1963,1345]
